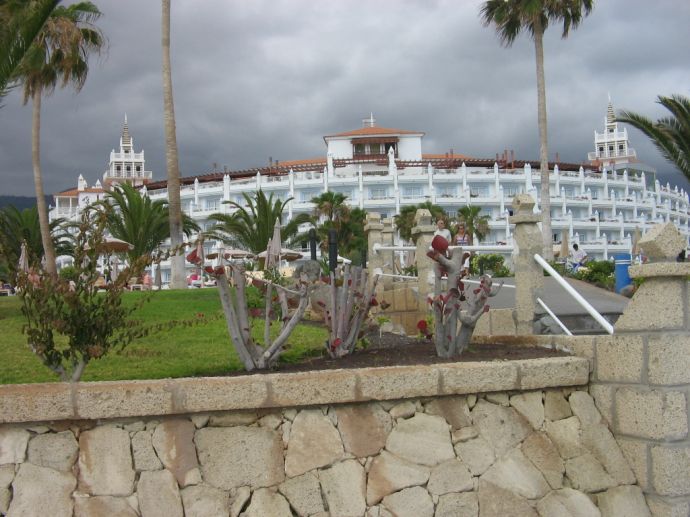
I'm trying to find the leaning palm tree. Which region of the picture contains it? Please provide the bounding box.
[394,201,447,243]
[0,205,70,276]
[481,0,593,259]
[616,94,690,180]
[97,183,199,264]
[457,205,490,245]
[0,0,59,102]
[206,190,311,254]
[13,1,104,278]
[161,0,185,289]
[311,191,350,223]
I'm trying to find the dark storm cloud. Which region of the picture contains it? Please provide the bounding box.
[1,0,689,196]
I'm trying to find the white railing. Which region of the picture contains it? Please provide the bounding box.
[533,253,614,334]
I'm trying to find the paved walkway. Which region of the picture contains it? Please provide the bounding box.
[469,276,630,316]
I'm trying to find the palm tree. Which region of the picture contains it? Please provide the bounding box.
[161,0,185,289]
[311,191,350,223]
[0,205,70,276]
[206,190,311,254]
[97,183,199,264]
[457,205,490,245]
[394,201,447,243]
[481,0,593,258]
[616,94,690,180]
[13,1,104,278]
[0,0,59,101]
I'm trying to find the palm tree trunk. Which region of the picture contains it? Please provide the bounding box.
[533,19,553,260]
[161,0,186,288]
[31,90,57,278]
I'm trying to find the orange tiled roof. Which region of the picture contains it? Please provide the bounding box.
[54,187,104,197]
[422,153,472,160]
[278,157,327,167]
[325,126,424,138]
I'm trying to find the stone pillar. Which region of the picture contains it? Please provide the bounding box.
[509,194,543,335]
[411,209,436,308]
[365,212,384,296]
[592,223,690,515]
[381,218,396,291]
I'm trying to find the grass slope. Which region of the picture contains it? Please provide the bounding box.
[0,288,327,384]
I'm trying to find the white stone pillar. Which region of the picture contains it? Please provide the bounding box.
[194,178,199,208]
[524,163,532,191]
[624,169,629,198]
[358,165,364,209]
[256,172,261,191]
[554,164,560,192]
[579,166,585,195]
[223,174,230,202]
[323,167,328,193]
[461,163,467,193]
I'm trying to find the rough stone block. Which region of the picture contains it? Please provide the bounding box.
[454,435,495,476]
[269,370,356,407]
[597,485,651,517]
[424,396,471,429]
[278,472,325,516]
[131,430,162,472]
[137,470,183,517]
[509,391,544,430]
[581,423,635,485]
[27,430,78,472]
[473,311,491,335]
[521,432,564,489]
[336,403,391,458]
[536,488,600,517]
[647,333,690,385]
[195,426,285,490]
[427,459,473,496]
[595,335,645,383]
[319,460,366,517]
[366,450,430,505]
[471,400,531,457]
[544,390,573,421]
[75,380,174,420]
[645,496,690,517]
[439,361,518,395]
[564,453,616,493]
[208,410,257,426]
[0,427,30,464]
[545,417,585,459]
[435,492,478,517]
[180,484,231,517]
[0,383,73,423]
[481,448,550,499]
[636,222,686,260]
[615,388,688,440]
[490,308,517,335]
[477,480,537,516]
[405,287,418,311]
[78,426,135,496]
[74,496,139,517]
[568,391,602,427]
[357,365,438,401]
[177,377,269,412]
[651,444,690,497]
[617,438,648,490]
[385,413,454,467]
[517,357,589,390]
[7,462,76,517]
[382,486,433,517]
[615,279,685,331]
[589,383,615,426]
[285,409,343,477]
[152,419,200,487]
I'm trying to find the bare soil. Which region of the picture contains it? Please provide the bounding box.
[239,331,569,375]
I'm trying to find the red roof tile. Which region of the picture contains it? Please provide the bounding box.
[325,126,424,138]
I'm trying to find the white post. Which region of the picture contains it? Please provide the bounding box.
[524,162,532,190]
[587,188,593,217]
[494,162,500,195]
[595,210,601,239]
[633,191,638,220]
[256,172,261,191]
[326,152,334,177]
[603,167,609,199]
[323,166,328,193]
[194,177,199,208]
[358,165,364,209]
[619,212,625,240]
[624,169,629,198]
[223,174,230,202]
[461,162,467,192]
[579,166,585,195]
[568,211,574,238]
[561,187,567,217]
[611,190,617,218]
[554,164,560,191]
[603,233,609,260]
[499,186,505,214]
[641,171,647,198]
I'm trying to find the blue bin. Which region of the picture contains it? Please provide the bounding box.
[614,253,632,294]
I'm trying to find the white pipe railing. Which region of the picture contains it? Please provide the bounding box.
[373,244,514,253]
[537,297,573,336]
[533,253,614,334]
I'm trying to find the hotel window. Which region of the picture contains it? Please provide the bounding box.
[503,186,519,197]
[301,190,319,202]
[369,187,388,200]
[205,198,219,212]
[354,143,365,155]
[470,187,488,198]
[438,186,455,198]
[563,187,575,198]
[403,186,423,199]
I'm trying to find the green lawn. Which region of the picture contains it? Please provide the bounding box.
[0,289,328,384]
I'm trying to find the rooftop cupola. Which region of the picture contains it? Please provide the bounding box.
[362,113,376,128]
[120,114,133,153]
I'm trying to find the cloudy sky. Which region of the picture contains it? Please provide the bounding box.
[1,0,689,197]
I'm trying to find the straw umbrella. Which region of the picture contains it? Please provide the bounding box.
[560,232,569,261]
[265,220,282,269]
[154,262,162,289]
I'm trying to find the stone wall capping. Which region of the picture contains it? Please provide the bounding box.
[629,262,690,278]
[0,356,589,424]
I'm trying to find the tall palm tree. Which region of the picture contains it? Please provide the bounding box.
[616,94,690,180]
[457,205,490,244]
[394,201,447,243]
[481,0,593,258]
[97,183,199,264]
[14,1,104,278]
[0,205,70,276]
[161,0,185,289]
[311,191,350,223]
[0,0,60,101]
[206,190,311,254]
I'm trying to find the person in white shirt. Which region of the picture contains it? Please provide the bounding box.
[433,219,452,243]
[569,243,588,271]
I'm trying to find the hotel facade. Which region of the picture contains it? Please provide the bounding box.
[50,107,690,283]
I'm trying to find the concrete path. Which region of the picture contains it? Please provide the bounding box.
[468,276,629,316]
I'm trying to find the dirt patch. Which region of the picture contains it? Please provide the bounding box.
[232,331,569,376]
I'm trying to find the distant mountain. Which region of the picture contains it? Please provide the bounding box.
[0,196,52,211]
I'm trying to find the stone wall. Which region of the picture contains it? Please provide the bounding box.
[0,355,651,517]
[379,283,425,336]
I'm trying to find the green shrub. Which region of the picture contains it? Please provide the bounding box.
[574,259,615,290]
[58,265,78,282]
[471,254,511,277]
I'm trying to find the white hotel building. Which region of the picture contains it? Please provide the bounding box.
[51,107,690,283]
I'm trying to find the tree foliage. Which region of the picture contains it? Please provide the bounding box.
[206,190,310,254]
[617,94,690,180]
[394,201,447,243]
[97,183,198,263]
[457,205,490,243]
